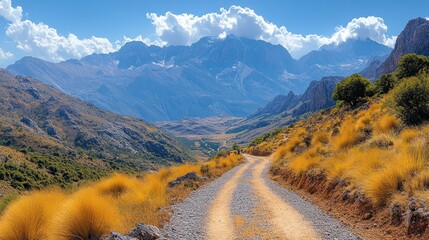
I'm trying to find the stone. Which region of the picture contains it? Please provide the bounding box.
[104,231,138,240]
[363,213,372,220]
[391,203,403,226]
[168,172,200,187]
[405,208,429,236]
[128,223,162,240]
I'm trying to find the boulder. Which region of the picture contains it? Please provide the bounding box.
[128,223,162,240]
[168,172,200,187]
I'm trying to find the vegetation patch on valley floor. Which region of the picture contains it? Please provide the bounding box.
[0,153,243,240]
[247,54,429,239]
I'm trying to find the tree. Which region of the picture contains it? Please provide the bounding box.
[332,74,373,106]
[396,54,429,80]
[231,143,241,154]
[392,75,429,125]
[375,74,396,94]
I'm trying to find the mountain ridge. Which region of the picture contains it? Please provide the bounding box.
[362,17,429,80]
[7,35,390,121]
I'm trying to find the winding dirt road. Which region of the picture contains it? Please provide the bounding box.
[163,154,361,240]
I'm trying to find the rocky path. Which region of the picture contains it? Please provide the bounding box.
[162,154,361,240]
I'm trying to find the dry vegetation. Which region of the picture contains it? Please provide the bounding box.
[250,98,429,207]
[0,154,243,240]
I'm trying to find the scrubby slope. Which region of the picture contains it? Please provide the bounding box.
[0,69,192,191]
[248,54,429,238]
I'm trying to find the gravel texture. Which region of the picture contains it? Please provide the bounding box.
[162,163,247,239]
[162,156,362,240]
[260,158,362,240]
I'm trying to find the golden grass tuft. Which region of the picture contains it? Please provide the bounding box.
[363,141,427,206]
[288,152,321,174]
[0,190,65,240]
[95,174,140,197]
[273,136,301,161]
[332,117,364,149]
[52,189,121,240]
[373,115,399,133]
[355,115,371,131]
[311,131,329,145]
[400,128,419,143]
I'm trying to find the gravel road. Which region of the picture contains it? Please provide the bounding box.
[162,154,362,240]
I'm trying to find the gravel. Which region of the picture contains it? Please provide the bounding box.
[260,159,362,240]
[162,163,247,239]
[162,157,362,240]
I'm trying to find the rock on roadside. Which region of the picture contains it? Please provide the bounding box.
[104,223,164,240]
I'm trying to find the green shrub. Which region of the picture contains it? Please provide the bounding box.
[332,74,373,106]
[375,74,396,94]
[391,76,429,125]
[396,54,429,80]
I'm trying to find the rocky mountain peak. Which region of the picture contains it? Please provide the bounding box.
[363,17,429,80]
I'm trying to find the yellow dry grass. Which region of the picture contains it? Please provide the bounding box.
[0,190,65,240]
[332,117,364,149]
[0,154,243,238]
[268,98,429,206]
[373,115,399,133]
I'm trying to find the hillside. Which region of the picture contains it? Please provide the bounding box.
[0,69,192,191]
[7,36,390,121]
[247,54,429,238]
[227,76,343,144]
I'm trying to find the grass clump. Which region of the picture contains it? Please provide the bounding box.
[332,117,364,149]
[52,190,120,240]
[0,190,65,240]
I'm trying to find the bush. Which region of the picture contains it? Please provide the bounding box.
[396,54,429,80]
[332,74,373,106]
[392,76,429,125]
[375,74,396,94]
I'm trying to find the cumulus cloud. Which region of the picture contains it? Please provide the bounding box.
[0,0,117,62]
[0,0,21,22]
[0,48,13,60]
[147,6,397,58]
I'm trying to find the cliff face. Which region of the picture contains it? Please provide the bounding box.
[363,18,429,80]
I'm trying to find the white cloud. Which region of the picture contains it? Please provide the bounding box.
[0,0,21,22]
[147,6,397,58]
[0,0,117,62]
[0,48,13,60]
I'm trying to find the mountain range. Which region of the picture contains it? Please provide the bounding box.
[6,35,391,122]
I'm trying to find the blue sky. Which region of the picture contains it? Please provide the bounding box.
[0,0,428,67]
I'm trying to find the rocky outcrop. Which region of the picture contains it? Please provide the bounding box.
[251,91,298,117]
[293,76,341,116]
[363,17,429,80]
